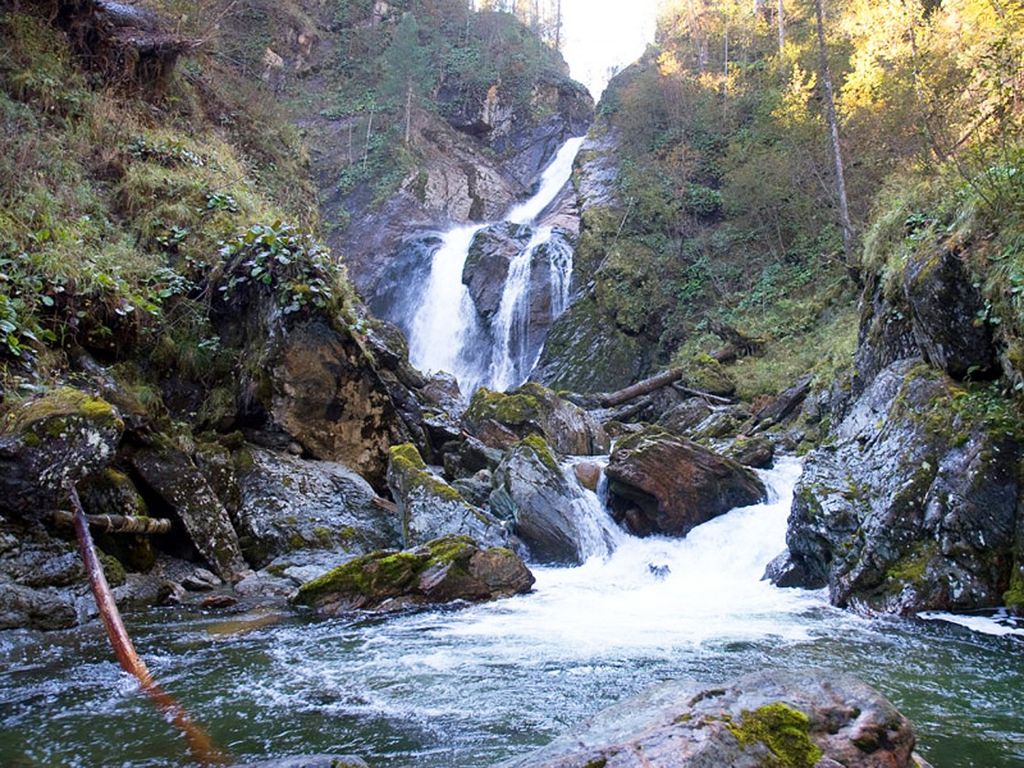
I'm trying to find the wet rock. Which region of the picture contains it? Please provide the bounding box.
[79,467,156,573]
[573,461,602,492]
[451,471,494,509]
[751,374,813,430]
[491,436,610,565]
[0,387,123,521]
[689,405,752,442]
[443,436,504,480]
[129,444,248,582]
[182,568,221,591]
[0,579,77,630]
[0,518,82,588]
[783,359,1022,614]
[291,535,534,615]
[464,223,534,320]
[234,447,400,569]
[501,669,927,768]
[235,756,368,768]
[762,550,812,589]
[388,444,506,548]
[606,427,766,538]
[725,435,775,469]
[463,382,608,455]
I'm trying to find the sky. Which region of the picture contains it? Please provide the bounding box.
[559,0,660,98]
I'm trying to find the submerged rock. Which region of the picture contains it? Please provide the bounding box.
[491,436,611,565]
[291,535,534,615]
[501,669,929,768]
[782,359,1023,615]
[606,427,766,538]
[463,382,608,455]
[388,443,507,548]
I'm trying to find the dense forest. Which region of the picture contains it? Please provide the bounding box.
[0,0,1022,766]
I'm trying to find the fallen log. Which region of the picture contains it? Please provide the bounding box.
[68,484,230,766]
[597,368,686,408]
[54,509,172,535]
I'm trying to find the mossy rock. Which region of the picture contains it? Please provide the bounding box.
[728,703,822,768]
[683,354,737,398]
[291,535,533,615]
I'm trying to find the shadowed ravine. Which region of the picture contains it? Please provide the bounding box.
[1,459,1021,768]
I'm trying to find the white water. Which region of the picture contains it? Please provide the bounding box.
[407,138,585,394]
[920,609,1024,637]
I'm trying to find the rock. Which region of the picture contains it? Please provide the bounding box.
[782,359,1023,614]
[78,467,156,573]
[291,535,534,615]
[442,436,504,480]
[0,579,77,631]
[0,518,82,588]
[680,354,737,398]
[574,461,602,491]
[501,669,926,768]
[388,443,506,548]
[129,444,248,582]
[656,398,713,436]
[605,427,766,538]
[451,471,494,509]
[762,550,813,589]
[491,436,612,565]
[725,435,775,469]
[234,447,401,569]
[464,223,534,320]
[904,248,998,380]
[463,383,609,455]
[235,757,368,768]
[0,387,123,521]
[182,568,222,591]
[689,405,752,442]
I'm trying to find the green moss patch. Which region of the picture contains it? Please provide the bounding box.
[728,703,822,768]
[519,433,560,473]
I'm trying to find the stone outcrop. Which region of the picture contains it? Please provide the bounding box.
[502,669,929,768]
[291,535,534,615]
[387,443,507,548]
[233,447,401,569]
[605,427,766,537]
[490,436,611,565]
[781,359,1022,615]
[463,383,608,455]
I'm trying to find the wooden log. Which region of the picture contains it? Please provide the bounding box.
[597,368,686,408]
[53,509,172,535]
[68,484,230,766]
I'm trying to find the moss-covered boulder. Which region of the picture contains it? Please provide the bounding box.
[462,382,608,455]
[782,359,1023,615]
[233,446,401,569]
[388,443,506,548]
[291,535,534,615]
[0,387,123,520]
[491,436,615,564]
[503,669,925,768]
[605,426,766,538]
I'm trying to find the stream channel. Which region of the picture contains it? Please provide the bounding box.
[1,459,1022,767]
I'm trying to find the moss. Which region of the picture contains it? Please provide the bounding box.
[5,388,122,436]
[390,442,427,471]
[313,526,333,547]
[425,535,476,566]
[886,540,939,585]
[727,703,822,768]
[293,549,424,606]
[1003,566,1024,614]
[520,433,560,473]
[97,551,127,587]
[465,386,544,427]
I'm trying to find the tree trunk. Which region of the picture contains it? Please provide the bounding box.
[777,0,785,50]
[69,484,229,765]
[813,0,857,282]
[405,80,413,145]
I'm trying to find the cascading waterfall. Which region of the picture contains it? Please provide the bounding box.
[407,137,586,394]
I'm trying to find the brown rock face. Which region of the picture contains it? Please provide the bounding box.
[605,427,766,537]
[270,320,412,487]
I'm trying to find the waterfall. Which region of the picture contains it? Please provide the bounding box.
[561,457,624,562]
[405,137,586,395]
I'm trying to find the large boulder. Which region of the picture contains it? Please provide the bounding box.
[501,669,929,768]
[0,387,123,520]
[291,535,534,615]
[388,443,507,548]
[782,359,1023,615]
[463,383,608,455]
[464,223,534,320]
[233,447,401,569]
[490,436,614,565]
[605,427,766,537]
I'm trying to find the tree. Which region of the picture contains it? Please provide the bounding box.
[813,0,856,280]
[382,13,436,144]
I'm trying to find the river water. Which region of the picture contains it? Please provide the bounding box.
[1,459,1021,767]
